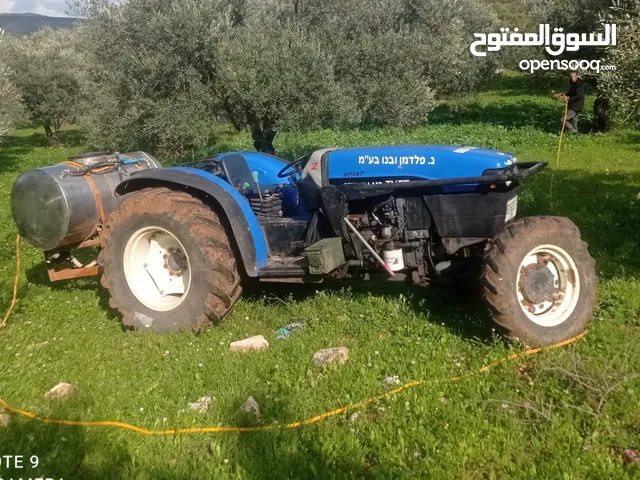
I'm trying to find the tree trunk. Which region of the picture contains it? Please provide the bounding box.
[43,122,54,145]
[42,121,61,146]
[251,128,276,155]
[587,77,613,133]
[593,95,613,133]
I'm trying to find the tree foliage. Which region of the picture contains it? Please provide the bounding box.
[599,0,640,124]
[2,28,83,145]
[0,62,21,139]
[71,0,498,154]
[74,0,224,153]
[528,0,610,36]
[0,32,24,140]
[215,18,354,153]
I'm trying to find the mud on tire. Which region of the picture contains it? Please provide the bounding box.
[99,187,242,333]
[481,216,597,347]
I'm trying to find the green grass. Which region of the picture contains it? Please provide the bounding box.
[0,75,639,479]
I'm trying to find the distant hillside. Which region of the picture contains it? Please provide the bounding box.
[0,13,80,36]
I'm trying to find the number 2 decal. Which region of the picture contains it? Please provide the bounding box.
[311,162,319,170]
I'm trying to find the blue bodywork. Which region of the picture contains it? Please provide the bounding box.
[326,145,516,181]
[120,145,519,277]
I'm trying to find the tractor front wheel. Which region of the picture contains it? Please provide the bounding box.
[481,216,597,347]
[99,187,242,333]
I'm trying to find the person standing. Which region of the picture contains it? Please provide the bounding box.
[554,71,585,134]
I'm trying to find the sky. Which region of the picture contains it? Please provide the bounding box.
[0,0,71,17]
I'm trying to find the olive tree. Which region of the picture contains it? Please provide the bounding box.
[0,31,24,139]
[75,0,497,154]
[74,0,227,154]
[219,0,495,152]
[0,63,23,139]
[3,28,83,146]
[599,0,640,125]
[216,20,355,154]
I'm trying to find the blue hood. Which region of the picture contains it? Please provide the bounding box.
[326,145,517,181]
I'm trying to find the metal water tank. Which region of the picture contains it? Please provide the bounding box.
[11,152,161,251]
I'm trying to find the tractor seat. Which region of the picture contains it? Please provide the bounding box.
[297,147,339,210]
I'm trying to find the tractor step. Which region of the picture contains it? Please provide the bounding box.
[258,256,309,277]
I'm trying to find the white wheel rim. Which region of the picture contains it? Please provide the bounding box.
[515,244,581,327]
[123,226,192,312]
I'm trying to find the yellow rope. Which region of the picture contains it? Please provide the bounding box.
[550,95,569,208]
[557,95,569,168]
[0,331,587,435]
[0,234,20,330]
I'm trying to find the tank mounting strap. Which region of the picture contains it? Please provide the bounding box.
[83,174,106,224]
[61,160,107,224]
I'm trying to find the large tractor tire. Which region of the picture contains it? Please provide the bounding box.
[99,187,242,333]
[481,216,597,347]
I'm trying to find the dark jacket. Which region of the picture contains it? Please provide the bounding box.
[565,78,586,112]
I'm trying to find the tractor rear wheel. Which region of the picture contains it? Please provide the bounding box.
[99,187,242,333]
[481,216,597,347]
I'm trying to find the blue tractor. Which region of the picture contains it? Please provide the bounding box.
[11,146,597,347]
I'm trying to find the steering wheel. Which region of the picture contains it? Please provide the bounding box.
[277,153,311,179]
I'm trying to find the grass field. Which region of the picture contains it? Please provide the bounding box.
[0,75,639,479]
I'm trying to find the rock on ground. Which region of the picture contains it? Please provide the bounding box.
[349,411,361,422]
[0,414,11,428]
[45,382,76,400]
[383,376,401,388]
[240,396,261,421]
[623,448,640,463]
[229,335,269,352]
[312,347,349,367]
[188,395,214,414]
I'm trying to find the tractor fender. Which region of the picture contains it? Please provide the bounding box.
[115,166,268,277]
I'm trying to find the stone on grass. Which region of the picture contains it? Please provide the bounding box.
[45,383,76,400]
[0,414,11,428]
[189,395,214,414]
[623,448,640,463]
[239,396,261,421]
[349,411,361,422]
[229,335,269,352]
[312,347,349,367]
[382,376,401,388]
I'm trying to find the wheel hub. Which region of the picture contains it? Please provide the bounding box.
[520,263,556,305]
[164,248,186,276]
[515,245,580,328]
